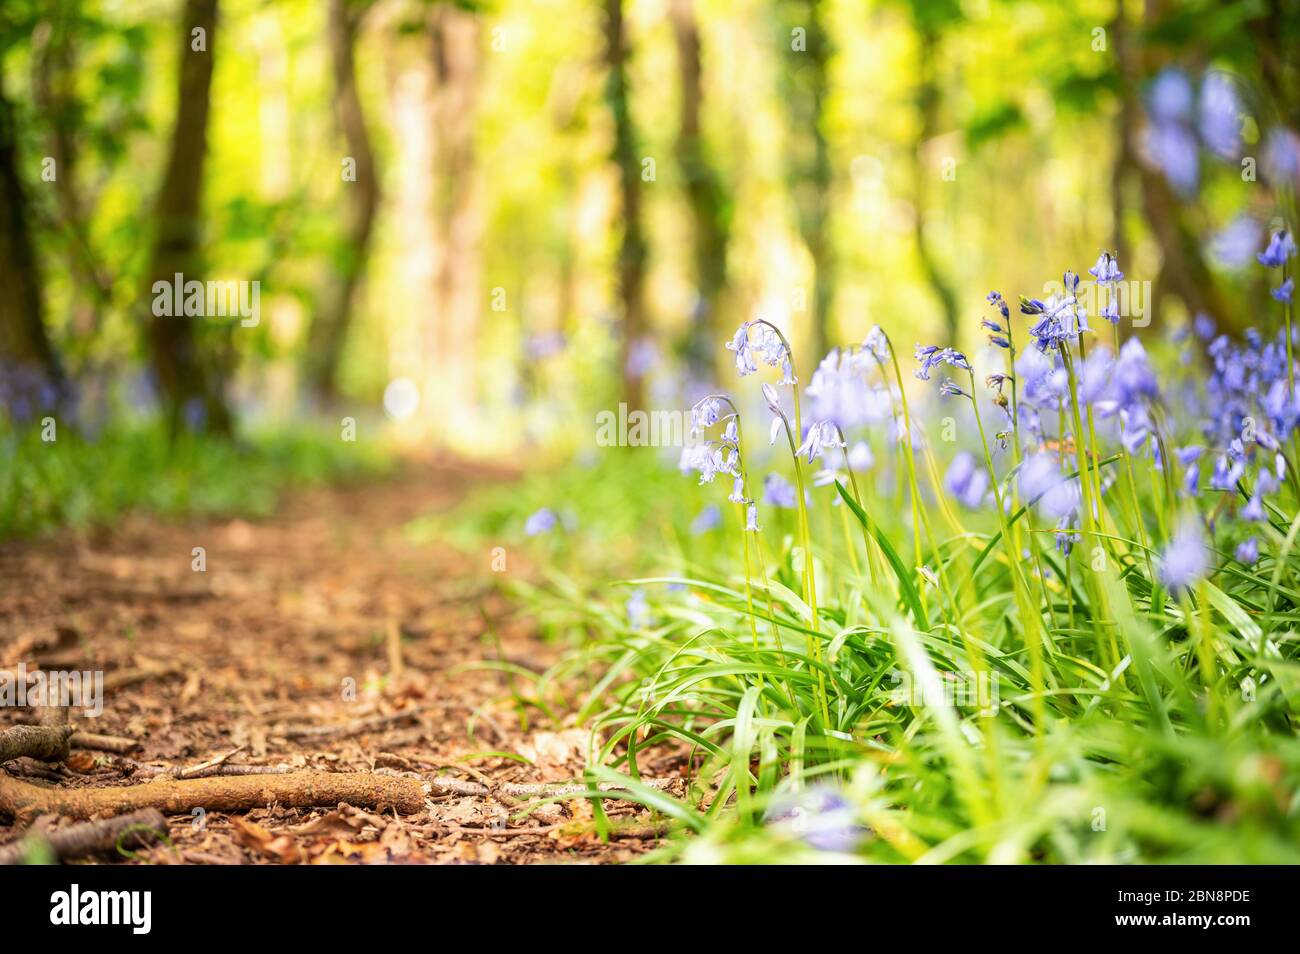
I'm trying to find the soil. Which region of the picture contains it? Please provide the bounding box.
[0,460,669,864]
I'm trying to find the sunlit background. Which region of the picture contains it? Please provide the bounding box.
[1,0,1297,455]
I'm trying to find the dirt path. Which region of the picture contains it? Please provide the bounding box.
[0,461,662,864]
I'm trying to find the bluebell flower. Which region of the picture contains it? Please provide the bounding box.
[525,508,559,536]
[1176,446,1204,496]
[914,345,971,380]
[763,472,797,509]
[1159,521,1210,595]
[691,504,722,534]
[1199,71,1242,158]
[795,420,846,463]
[986,291,1010,319]
[861,325,891,363]
[1272,278,1294,304]
[1148,68,1194,125]
[1023,280,1087,352]
[945,452,989,510]
[1019,453,1078,520]
[1258,230,1296,268]
[764,785,864,853]
[1235,536,1259,565]
[745,504,760,532]
[1210,216,1261,268]
[728,476,751,505]
[939,379,969,398]
[725,324,758,375]
[1263,128,1300,184]
[805,348,877,430]
[1088,251,1124,285]
[626,589,652,630]
[692,396,724,429]
[1147,121,1200,196]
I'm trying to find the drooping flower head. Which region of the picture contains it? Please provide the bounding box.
[726,320,795,383]
[796,420,847,464]
[1258,229,1296,269]
[914,345,971,380]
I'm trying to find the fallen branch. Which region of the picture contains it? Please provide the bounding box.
[70,731,139,754]
[0,724,73,764]
[176,746,245,779]
[425,774,681,800]
[0,771,426,820]
[0,808,168,865]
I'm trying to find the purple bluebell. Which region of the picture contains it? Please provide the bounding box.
[914,345,971,380]
[691,504,722,534]
[1159,521,1210,595]
[626,589,652,629]
[745,504,760,532]
[1264,128,1300,184]
[764,472,797,509]
[1176,446,1204,496]
[986,291,1010,320]
[1272,278,1294,304]
[1258,230,1296,268]
[1235,536,1259,565]
[1210,216,1261,268]
[764,785,864,853]
[525,508,559,536]
[1147,121,1200,196]
[1148,68,1194,125]
[1199,71,1242,158]
[945,452,989,510]
[796,420,846,463]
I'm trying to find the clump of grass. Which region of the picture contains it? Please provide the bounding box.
[500,242,1300,863]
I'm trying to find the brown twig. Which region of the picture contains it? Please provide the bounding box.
[279,708,426,742]
[0,770,427,820]
[0,808,168,865]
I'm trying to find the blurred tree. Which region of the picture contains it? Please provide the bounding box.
[908,0,961,347]
[32,0,112,349]
[143,0,230,435]
[778,0,833,362]
[670,0,731,382]
[602,0,648,410]
[0,61,63,392]
[428,1,482,417]
[303,0,380,402]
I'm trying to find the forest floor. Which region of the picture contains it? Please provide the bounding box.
[0,461,672,864]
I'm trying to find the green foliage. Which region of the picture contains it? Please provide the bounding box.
[0,418,390,538]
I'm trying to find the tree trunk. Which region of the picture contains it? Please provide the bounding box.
[602,0,649,411]
[143,0,231,436]
[304,0,380,403]
[426,3,482,424]
[0,69,63,406]
[669,0,730,383]
[781,0,833,364]
[912,24,960,348]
